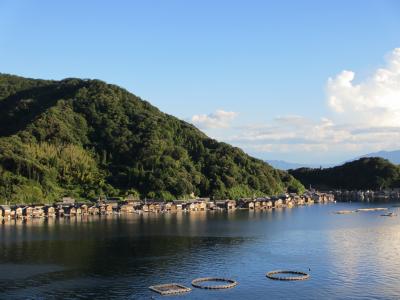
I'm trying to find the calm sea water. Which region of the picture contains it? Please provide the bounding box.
[1,203,400,299]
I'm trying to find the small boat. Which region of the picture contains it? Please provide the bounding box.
[381,212,397,217]
[334,210,354,215]
[356,208,387,212]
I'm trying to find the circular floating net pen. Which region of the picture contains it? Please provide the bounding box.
[266,270,310,281]
[191,277,238,289]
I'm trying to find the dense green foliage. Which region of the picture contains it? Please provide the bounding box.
[0,74,304,204]
[289,157,400,190]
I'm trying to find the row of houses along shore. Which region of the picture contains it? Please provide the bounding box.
[0,192,335,221]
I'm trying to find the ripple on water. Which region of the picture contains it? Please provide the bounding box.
[1,205,400,299]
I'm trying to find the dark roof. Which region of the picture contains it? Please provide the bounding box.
[215,200,227,204]
[173,200,186,205]
[145,199,164,204]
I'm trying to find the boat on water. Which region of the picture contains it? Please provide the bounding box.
[381,212,397,217]
[334,210,354,215]
[356,208,388,212]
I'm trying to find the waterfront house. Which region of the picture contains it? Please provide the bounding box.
[88,205,99,215]
[216,200,236,210]
[272,198,283,208]
[311,192,323,203]
[226,200,236,210]
[238,198,254,209]
[13,206,23,218]
[128,200,142,209]
[253,198,263,209]
[76,207,82,215]
[245,199,255,210]
[146,200,163,213]
[173,200,186,211]
[305,195,314,204]
[98,203,106,214]
[189,202,196,211]
[63,205,76,216]
[32,205,45,218]
[266,200,273,209]
[148,203,158,212]
[1,205,11,218]
[22,206,33,218]
[165,202,177,212]
[4,207,11,218]
[206,201,216,210]
[284,198,294,208]
[215,200,226,210]
[142,204,149,212]
[297,196,305,205]
[56,207,65,217]
[247,201,255,209]
[9,207,16,219]
[197,200,207,211]
[44,206,56,217]
[105,203,115,214]
[188,200,207,211]
[256,197,272,209]
[70,207,77,216]
[120,203,135,213]
[80,204,88,215]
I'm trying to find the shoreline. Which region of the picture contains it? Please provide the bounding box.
[0,191,336,224]
[0,200,338,225]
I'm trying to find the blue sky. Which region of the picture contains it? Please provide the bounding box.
[1,0,400,164]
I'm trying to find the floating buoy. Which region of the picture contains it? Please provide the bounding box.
[191,277,238,289]
[266,270,310,281]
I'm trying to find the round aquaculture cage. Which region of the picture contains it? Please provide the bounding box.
[191,277,238,289]
[266,270,310,281]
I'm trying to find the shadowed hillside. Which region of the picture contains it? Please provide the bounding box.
[289,157,400,190]
[0,74,304,204]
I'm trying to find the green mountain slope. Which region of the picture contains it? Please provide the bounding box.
[0,74,304,204]
[289,157,400,190]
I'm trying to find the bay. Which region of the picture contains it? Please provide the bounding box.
[1,203,400,299]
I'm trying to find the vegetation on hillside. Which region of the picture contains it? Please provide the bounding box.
[0,74,304,204]
[289,157,400,190]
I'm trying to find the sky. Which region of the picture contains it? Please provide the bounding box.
[1,0,400,164]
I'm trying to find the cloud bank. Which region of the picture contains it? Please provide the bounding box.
[191,109,238,129]
[190,48,400,163]
[327,48,400,126]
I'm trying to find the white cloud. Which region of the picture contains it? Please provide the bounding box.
[229,117,400,159]
[191,109,238,129]
[188,48,400,163]
[327,48,400,126]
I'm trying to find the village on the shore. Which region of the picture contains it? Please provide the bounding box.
[0,191,335,221]
[2,189,400,221]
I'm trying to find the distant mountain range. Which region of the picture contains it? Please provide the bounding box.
[266,160,334,170]
[289,157,400,190]
[267,150,400,170]
[359,150,400,164]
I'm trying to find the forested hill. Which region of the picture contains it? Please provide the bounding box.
[0,74,304,204]
[289,157,400,190]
